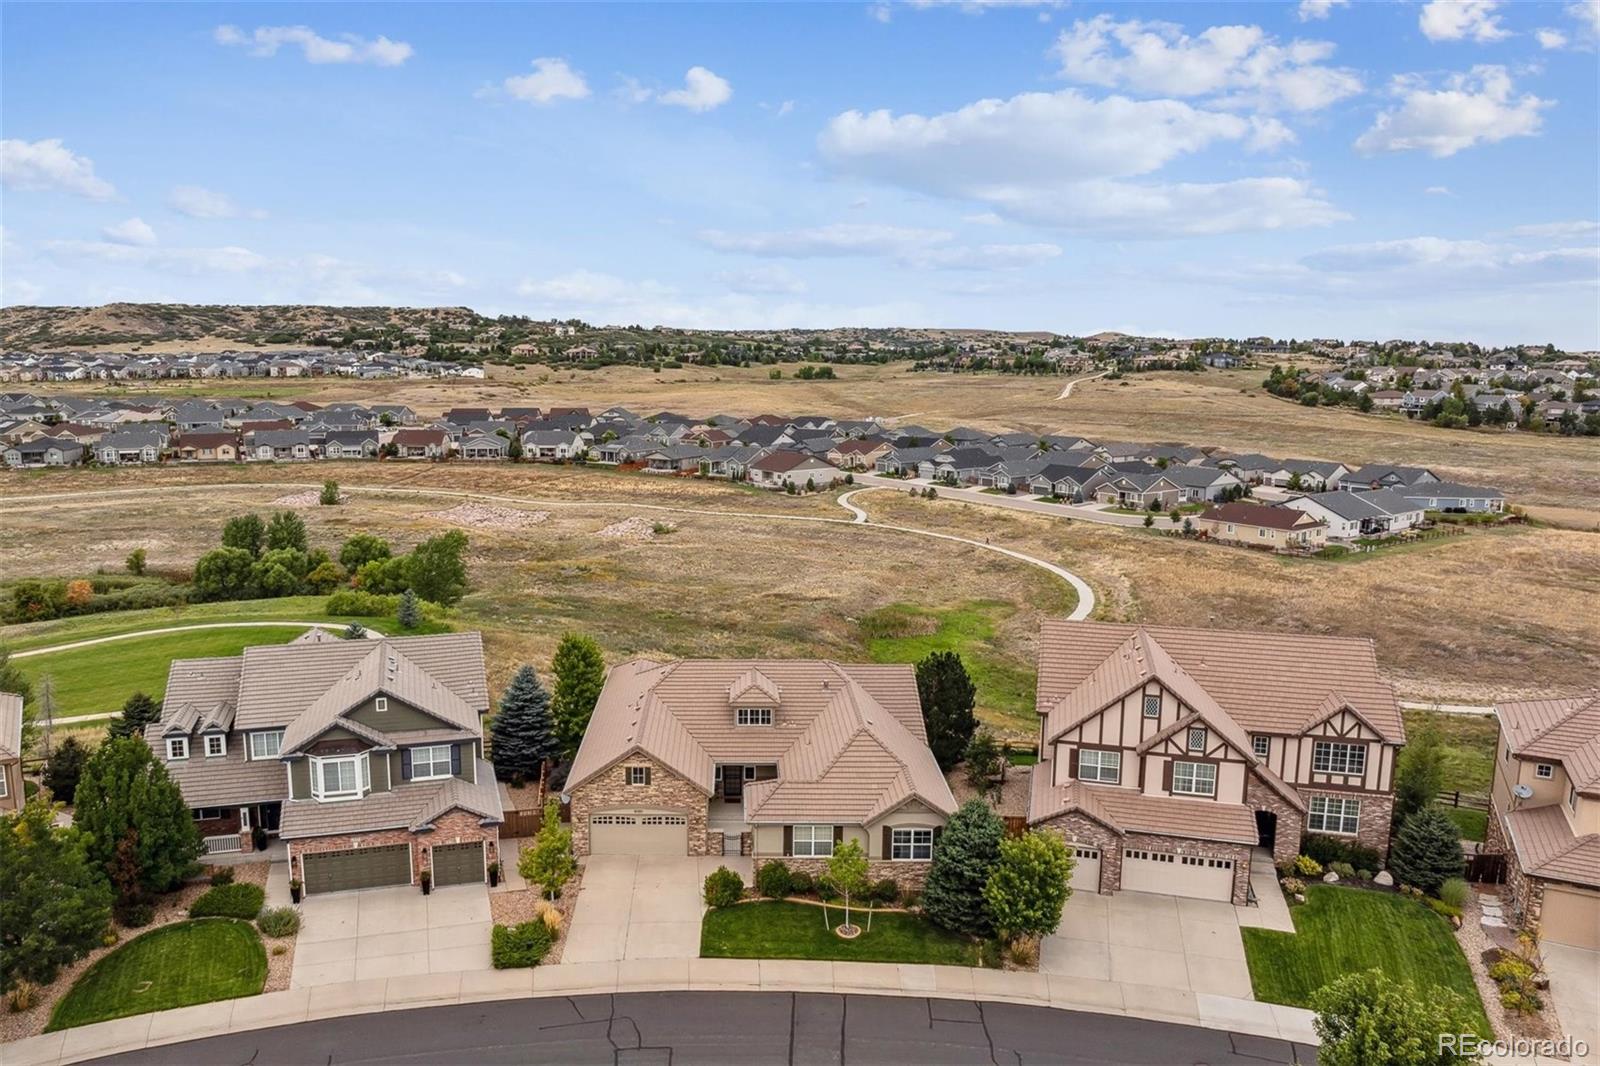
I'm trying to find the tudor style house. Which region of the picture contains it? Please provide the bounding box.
[147,632,503,895]
[566,659,957,887]
[1028,621,1403,905]
[1486,692,1600,950]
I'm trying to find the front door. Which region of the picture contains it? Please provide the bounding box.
[1255,809,1277,852]
[722,766,744,801]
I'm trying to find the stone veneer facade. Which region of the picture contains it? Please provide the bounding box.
[1299,788,1395,862]
[764,856,933,892]
[287,810,500,886]
[1034,812,1253,905]
[568,754,710,857]
[1245,776,1304,866]
[1486,806,1544,931]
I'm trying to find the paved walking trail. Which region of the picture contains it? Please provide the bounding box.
[13,621,377,659]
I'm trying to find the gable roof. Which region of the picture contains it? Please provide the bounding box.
[279,640,483,753]
[1200,502,1324,531]
[1497,693,1600,792]
[1502,804,1600,888]
[1028,776,1260,845]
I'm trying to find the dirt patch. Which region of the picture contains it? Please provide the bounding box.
[947,764,1032,819]
[271,489,344,507]
[423,502,551,531]
[595,516,659,541]
[1457,887,1562,1043]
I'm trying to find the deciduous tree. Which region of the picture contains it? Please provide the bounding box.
[1394,723,1446,826]
[404,530,469,605]
[265,510,308,553]
[1312,969,1478,1066]
[339,534,391,573]
[983,830,1073,942]
[221,513,264,557]
[551,633,606,757]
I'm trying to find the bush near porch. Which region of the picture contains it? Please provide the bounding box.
[1241,884,1490,1037]
[700,900,980,966]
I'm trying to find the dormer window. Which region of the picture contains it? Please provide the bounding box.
[166,737,189,761]
[736,707,773,726]
[1142,694,1161,718]
[1187,727,1207,752]
[205,734,226,758]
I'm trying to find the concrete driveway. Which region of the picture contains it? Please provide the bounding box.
[290,883,492,989]
[1542,943,1599,1063]
[1041,891,1254,999]
[563,855,750,964]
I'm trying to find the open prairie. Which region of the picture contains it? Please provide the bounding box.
[50,361,1600,515]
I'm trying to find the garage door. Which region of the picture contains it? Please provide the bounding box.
[432,841,485,887]
[590,810,688,856]
[1540,884,1600,950]
[1121,848,1234,901]
[302,843,411,895]
[1069,844,1101,894]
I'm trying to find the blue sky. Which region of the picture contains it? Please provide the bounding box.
[2,1,1597,346]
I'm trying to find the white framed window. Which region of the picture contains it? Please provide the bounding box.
[627,766,650,786]
[1252,735,1270,759]
[1535,764,1553,779]
[192,806,224,820]
[0,771,7,798]
[166,736,189,761]
[204,734,226,758]
[792,824,834,858]
[410,744,452,780]
[1312,741,1367,776]
[1142,694,1161,718]
[249,731,284,761]
[1077,749,1121,784]
[891,827,934,861]
[375,697,389,713]
[310,754,369,800]
[736,707,773,726]
[1307,796,1360,835]
[1171,761,1216,797]
[1186,727,1207,752]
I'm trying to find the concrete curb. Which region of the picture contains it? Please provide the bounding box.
[4,961,1319,1064]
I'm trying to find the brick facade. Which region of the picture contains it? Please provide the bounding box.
[1035,813,1120,895]
[287,810,499,886]
[1299,788,1395,861]
[195,810,256,852]
[568,754,710,857]
[1245,775,1303,865]
[1035,814,1252,905]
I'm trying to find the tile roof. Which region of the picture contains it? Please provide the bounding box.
[279,640,484,753]
[144,724,287,807]
[1503,804,1600,888]
[1199,502,1325,531]
[1497,693,1600,792]
[278,759,503,839]
[1028,774,1260,845]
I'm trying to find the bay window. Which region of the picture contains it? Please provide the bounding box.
[1171,761,1216,797]
[310,753,370,801]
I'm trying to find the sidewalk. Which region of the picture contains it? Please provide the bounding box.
[4,958,1319,1065]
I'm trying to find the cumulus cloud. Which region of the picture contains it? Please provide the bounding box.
[1536,28,1569,49]
[657,67,733,112]
[167,185,263,220]
[1052,15,1362,111]
[0,138,116,200]
[1418,0,1509,42]
[1355,66,1548,157]
[101,218,157,247]
[1297,0,1349,21]
[214,24,413,66]
[502,57,591,104]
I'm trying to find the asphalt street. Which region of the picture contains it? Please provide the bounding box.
[92,991,1318,1065]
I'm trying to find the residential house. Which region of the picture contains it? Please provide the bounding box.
[747,450,841,490]
[460,432,511,461]
[566,659,956,887]
[1280,490,1423,541]
[642,444,707,474]
[389,428,450,460]
[320,430,380,460]
[94,427,169,465]
[245,429,313,462]
[874,444,944,476]
[1194,502,1328,550]
[1264,459,1349,491]
[1340,465,1440,492]
[1402,483,1506,513]
[827,438,892,471]
[1086,471,1182,511]
[1486,693,1600,949]
[520,429,585,461]
[1028,621,1403,904]
[0,692,21,814]
[3,439,84,468]
[147,634,503,893]
[175,431,240,463]
[918,447,1000,485]
[1027,464,1101,501]
[1154,465,1245,503]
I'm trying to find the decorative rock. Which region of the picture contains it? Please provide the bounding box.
[1294,893,1307,904]
[1374,870,1394,886]
[1323,871,1340,883]
[1481,915,1508,928]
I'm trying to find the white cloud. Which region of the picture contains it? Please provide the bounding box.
[1301,236,1597,291]
[213,24,413,66]
[1536,28,1569,49]
[0,138,116,200]
[102,218,157,247]
[714,265,808,294]
[1501,220,1599,239]
[908,243,1062,270]
[698,223,952,257]
[43,240,267,275]
[1571,0,1600,36]
[1425,185,1453,195]
[1355,66,1548,157]
[906,0,1068,13]
[167,184,264,220]
[1052,15,1362,112]
[1297,0,1348,22]
[2,277,45,305]
[1418,0,1509,42]
[963,212,1005,225]
[503,58,591,104]
[776,100,795,117]
[657,67,733,112]
[818,88,1339,236]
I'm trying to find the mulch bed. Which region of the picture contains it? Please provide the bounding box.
[1456,886,1562,1044]
[488,868,582,967]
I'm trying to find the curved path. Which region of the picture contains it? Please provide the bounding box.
[6,481,1096,621]
[86,992,1311,1066]
[13,620,381,659]
[1058,369,1109,399]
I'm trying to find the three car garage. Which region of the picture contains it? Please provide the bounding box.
[589,810,689,856]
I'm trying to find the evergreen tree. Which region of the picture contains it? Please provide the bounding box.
[491,666,560,782]
[397,589,422,629]
[221,513,265,557]
[343,622,366,640]
[1387,806,1467,894]
[1393,723,1445,825]
[265,510,308,552]
[0,798,113,990]
[916,651,978,771]
[0,645,33,707]
[551,633,607,756]
[922,799,1005,935]
[109,691,160,741]
[43,735,90,804]
[72,737,202,896]
[319,480,341,506]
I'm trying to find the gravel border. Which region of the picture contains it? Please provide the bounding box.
[1456,887,1564,1049]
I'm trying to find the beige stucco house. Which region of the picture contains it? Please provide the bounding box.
[1194,501,1328,550]
[566,659,957,887]
[1487,693,1600,950]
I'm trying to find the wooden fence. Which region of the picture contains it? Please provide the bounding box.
[1437,790,1491,812]
[1465,853,1507,884]
[501,798,572,839]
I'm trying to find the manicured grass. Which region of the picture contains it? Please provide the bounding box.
[47,919,266,1031]
[701,901,980,966]
[1241,885,1490,1036]
[1,595,405,652]
[1404,708,1498,796]
[1441,806,1488,842]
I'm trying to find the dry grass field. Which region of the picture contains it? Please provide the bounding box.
[48,361,1599,515]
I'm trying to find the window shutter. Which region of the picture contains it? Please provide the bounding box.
[932,827,943,850]
[882,826,892,859]
[643,767,652,786]
[1162,760,1173,792]
[833,825,844,844]
[783,826,793,857]
[400,748,412,781]
[1068,748,1079,779]
[450,744,461,776]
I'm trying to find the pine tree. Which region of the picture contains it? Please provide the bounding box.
[916,651,978,771]
[397,589,422,629]
[491,666,560,782]
[1387,806,1467,894]
[109,691,160,740]
[72,737,202,896]
[922,799,1004,936]
[0,797,113,989]
[43,735,90,804]
[552,633,607,757]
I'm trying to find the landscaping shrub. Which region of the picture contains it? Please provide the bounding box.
[1355,869,1374,882]
[755,861,793,899]
[1437,878,1470,909]
[1488,956,1542,1013]
[1426,899,1462,920]
[491,921,553,968]
[210,867,236,886]
[703,866,744,909]
[922,799,1005,936]
[189,882,266,919]
[869,878,901,905]
[1292,855,1323,878]
[1329,861,1355,881]
[1300,834,1382,873]
[116,901,154,928]
[788,870,814,896]
[1280,877,1307,897]
[326,589,400,617]
[6,980,40,1013]
[257,907,301,938]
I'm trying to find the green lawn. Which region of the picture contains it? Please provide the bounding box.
[1442,806,1488,842]
[47,919,266,1031]
[1404,708,1498,796]
[1241,885,1490,1035]
[701,901,980,965]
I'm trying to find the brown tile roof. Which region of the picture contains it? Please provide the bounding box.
[1198,502,1325,531]
[279,758,503,839]
[0,692,23,760]
[1028,774,1260,845]
[279,640,482,753]
[570,659,954,825]
[1037,620,1402,741]
[1503,804,1600,888]
[391,428,448,446]
[1497,693,1600,792]
[143,724,287,808]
